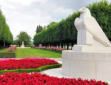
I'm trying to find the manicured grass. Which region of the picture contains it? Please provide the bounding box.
[0,48,8,52]
[16,48,62,58]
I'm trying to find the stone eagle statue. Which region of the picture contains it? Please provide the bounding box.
[74,7,111,47]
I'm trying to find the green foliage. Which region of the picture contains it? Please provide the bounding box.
[0,64,62,74]
[0,52,16,58]
[36,25,43,33]
[33,0,111,48]
[16,32,31,46]
[0,10,13,48]
[12,40,19,46]
[33,10,79,48]
[37,64,62,72]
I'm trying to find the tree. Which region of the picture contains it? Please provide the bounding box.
[17,32,31,46]
[12,40,19,45]
[0,9,13,48]
[36,25,43,33]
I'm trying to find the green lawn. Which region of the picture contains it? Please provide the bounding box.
[16,48,62,58]
[0,48,8,52]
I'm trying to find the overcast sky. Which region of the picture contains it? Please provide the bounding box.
[0,0,110,40]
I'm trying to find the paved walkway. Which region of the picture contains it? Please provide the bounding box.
[49,58,62,64]
[41,68,65,78]
[41,68,75,78]
[41,58,74,78]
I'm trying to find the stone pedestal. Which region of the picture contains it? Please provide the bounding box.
[72,45,111,52]
[20,41,25,48]
[62,50,111,82]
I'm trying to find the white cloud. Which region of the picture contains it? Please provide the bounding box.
[0,0,48,6]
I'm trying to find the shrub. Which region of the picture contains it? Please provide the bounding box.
[7,46,16,52]
[33,46,66,52]
[37,64,62,72]
[0,52,16,58]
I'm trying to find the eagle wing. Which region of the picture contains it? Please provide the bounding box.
[83,16,111,47]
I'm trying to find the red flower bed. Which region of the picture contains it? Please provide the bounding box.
[0,58,58,70]
[34,46,66,51]
[7,46,16,52]
[0,72,107,85]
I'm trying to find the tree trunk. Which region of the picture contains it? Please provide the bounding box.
[67,43,69,50]
[4,41,5,47]
[61,43,63,48]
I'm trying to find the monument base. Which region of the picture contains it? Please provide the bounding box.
[62,50,111,82]
[72,45,111,52]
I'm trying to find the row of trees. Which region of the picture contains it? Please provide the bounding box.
[33,1,111,49]
[0,10,13,48]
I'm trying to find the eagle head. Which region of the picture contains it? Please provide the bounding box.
[79,7,90,14]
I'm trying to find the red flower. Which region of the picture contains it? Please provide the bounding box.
[0,58,58,70]
[0,72,107,85]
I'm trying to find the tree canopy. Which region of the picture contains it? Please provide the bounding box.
[33,1,111,49]
[16,32,31,46]
[36,25,43,33]
[0,10,13,48]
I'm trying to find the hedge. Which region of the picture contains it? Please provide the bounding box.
[0,52,16,58]
[0,64,62,74]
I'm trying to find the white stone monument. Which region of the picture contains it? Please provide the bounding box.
[62,7,111,82]
[21,41,25,48]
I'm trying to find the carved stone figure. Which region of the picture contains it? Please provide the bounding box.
[74,7,111,47]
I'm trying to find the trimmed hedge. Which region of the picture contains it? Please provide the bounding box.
[0,64,62,74]
[37,64,62,72]
[34,1,111,49]
[0,52,16,58]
